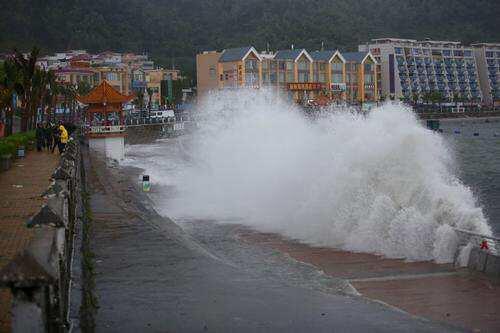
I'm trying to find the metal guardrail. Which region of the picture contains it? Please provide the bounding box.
[453,227,499,255]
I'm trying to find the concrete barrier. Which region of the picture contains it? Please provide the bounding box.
[467,247,500,278]
[0,137,83,332]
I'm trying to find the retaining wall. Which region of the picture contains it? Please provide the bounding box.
[0,138,83,332]
[468,247,500,279]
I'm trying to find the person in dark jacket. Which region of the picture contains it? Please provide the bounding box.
[43,122,52,150]
[51,123,60,153]
[35,123,44,152]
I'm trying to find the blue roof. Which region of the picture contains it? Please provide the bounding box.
[219,46,254,62]
[342,52,369,63]
[274,49,305,60]
[310,50,338,61]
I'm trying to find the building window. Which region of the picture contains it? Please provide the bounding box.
[331,62,343,72]
[332,73,343,83]
[106,72,119,81]
[364,74,374,84]
[278,72,285,82]
[318,73,326,83]
[245,59,258,70]
[286,61,294,70]
[485,51,494,58]
[297,61,309,71]
[286,71,294,82]
[262,72,269,83]
[364,63,373,72]
[270,73,277,83]
[395,47,403,55]
[443,50,452,57]
[298,72,309,82]
[209,66,216,79]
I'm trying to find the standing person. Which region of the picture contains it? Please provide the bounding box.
[43,122,52,150]
[58,122,69,153]
[35,123,44,152]
[51,123,60,153]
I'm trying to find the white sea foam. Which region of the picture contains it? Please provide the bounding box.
[123,89,492,262]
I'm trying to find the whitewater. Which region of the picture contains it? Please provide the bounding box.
[123,89,492,264]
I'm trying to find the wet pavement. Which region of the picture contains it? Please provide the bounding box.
[86,154,463,332]
[237,229,500,332]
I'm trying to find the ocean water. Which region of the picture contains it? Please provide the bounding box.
[122,89,497,264]
[439,119,500,236]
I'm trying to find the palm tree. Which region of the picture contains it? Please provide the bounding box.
[12,47,40,131]
[0,58,23,135]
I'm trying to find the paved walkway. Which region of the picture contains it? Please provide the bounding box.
[86,153,460,332]
[0,150,59,332]
[237,229,500,332]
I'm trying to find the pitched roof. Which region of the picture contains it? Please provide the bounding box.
[219,46,258,62]
[310,50,344,62]
[274,49,303,60]
[342,52,369,63]
[77,80,134,104]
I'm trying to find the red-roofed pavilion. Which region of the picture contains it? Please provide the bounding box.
[77,81,134,160]
[77,80,133,130]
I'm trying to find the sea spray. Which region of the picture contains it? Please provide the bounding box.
[124,89,492,263]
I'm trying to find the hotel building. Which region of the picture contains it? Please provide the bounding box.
[196,46,378,105]
[359,38,482,102]
[472,43,500,107]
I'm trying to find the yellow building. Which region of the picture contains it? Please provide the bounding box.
[310,50,347,102]
[217,46,262,89]
[343,52,379,104]
[94,64,131,96]
[145,68,164,108]
[196,51,222,97]
[196,46,378,105]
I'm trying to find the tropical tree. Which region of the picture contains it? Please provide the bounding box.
[0,59,23,135]
[12,47,40,131]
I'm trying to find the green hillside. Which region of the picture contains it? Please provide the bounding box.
[1,0,499,76]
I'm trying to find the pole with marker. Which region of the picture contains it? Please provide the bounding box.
[142,175,151,192]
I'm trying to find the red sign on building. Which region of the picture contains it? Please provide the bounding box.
[287,83,324,91]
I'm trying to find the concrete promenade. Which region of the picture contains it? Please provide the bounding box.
[85,152,462,332]
[238,230,500,332]
[0,150,59,332]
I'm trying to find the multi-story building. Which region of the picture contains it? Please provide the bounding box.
[54,67,98,87]
[359,38,482,102]
[196,46,378,105]
[343,52,379,104]
[145,68,165,108]
[196,51,222,97]
[472,43,500,107]
[93,63,131,96]
[310,50,346,102]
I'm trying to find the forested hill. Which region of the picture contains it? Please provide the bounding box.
[1,0,499,76]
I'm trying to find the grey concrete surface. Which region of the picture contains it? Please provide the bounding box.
[87,155,463,333]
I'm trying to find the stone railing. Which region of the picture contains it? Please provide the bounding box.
[453,228,500,278]
[0,137,82,332]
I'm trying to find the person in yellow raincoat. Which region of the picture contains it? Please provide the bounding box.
[58,123,69,153]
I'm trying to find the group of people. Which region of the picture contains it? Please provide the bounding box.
[35,122,69,154]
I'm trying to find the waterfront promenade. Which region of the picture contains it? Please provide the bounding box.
[85,151,459,332]
[0,150,59,332]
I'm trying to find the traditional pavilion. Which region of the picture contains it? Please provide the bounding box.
[77,80,133,160]
[77,80,133,131]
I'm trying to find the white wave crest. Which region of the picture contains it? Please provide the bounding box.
[126,89,492,263]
